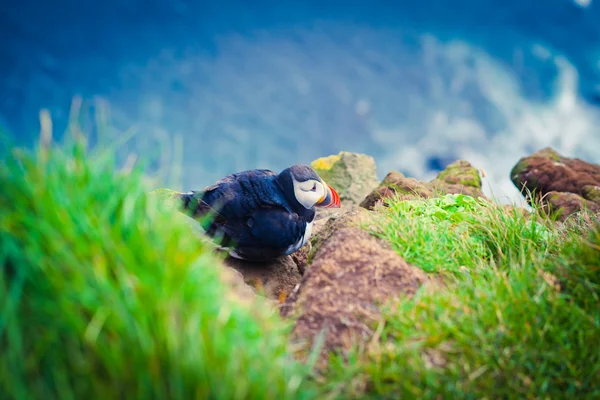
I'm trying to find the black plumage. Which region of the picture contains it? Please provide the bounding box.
[179,165,340,261]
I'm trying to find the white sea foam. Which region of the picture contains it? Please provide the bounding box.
[119,24,600,203]
[372,38,600,204]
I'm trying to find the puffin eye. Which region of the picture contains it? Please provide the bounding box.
[310,183,317,192]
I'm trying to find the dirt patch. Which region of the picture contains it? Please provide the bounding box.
[308,207,378,263]
[281,227,429,361]
[224,255,302,303]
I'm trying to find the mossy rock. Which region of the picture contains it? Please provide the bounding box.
[545,191,600,222]
[510,147,600,221]
[311,151,380,206]
[436,160,482,188]
[582,185,600,204]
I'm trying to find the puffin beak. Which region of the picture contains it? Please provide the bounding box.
[316,183,341,208]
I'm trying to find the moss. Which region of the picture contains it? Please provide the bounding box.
[538,147,561,162]
[436,160,482,189]
[510,159,531,186]
[582,185,600,203]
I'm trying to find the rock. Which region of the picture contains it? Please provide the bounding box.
[429,160,485,198]
[360,160,484,210]
[583,185,600,203]
[359,172,431,210]
[311,152,380,218]
[546,192,600,221]
[435,160,482,187]
[510,147,600,220]
[223,255,303,303]
[280,227,429,361]
[308,207,377,263]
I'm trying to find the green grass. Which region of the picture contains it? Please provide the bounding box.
[1,118,598,400]
[319,194,600,399]
[0,136,315,399]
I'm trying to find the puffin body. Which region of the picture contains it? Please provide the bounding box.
[180,164,341,261]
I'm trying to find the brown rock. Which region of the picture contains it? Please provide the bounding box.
[281,227,429,361]
[360,161,484,210]
[510,147,600,220]
[545,191,600,222]
[510,147,600,200]
[223,255,302,303]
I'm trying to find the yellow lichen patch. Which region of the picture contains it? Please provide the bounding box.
[278,289,288,304]
[311,153,342,171]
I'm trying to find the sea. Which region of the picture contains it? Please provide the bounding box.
[2,0,599,203]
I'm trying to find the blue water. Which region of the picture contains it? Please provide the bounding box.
[2,0,600,202]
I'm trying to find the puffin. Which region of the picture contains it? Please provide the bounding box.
[178,164,341,261]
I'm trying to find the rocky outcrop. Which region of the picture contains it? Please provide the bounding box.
[307,207,376,262]
[311,152,380,218]
[545,192,600,221]
[280,227,429,360]
[360,160,485,210]
[510,147,600,221]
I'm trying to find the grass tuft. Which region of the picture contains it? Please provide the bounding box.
[0,135,314,400]
[368,194,558,275]
[322,194,600,399]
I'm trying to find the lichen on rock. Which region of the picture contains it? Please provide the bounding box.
[311,151,380,208]
[582,185,600,203]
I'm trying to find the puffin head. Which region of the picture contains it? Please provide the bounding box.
[276,164,341,210]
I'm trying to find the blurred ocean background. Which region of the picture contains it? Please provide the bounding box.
[1,0,599,203]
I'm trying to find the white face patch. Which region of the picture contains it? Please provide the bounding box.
[292,178,326,209]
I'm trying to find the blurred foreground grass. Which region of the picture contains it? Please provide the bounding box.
[0,125,315,399]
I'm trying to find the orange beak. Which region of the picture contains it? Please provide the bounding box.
[317,184,341,208]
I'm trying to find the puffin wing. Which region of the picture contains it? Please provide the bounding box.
[243,207,306,250]
[181,168,283,245]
